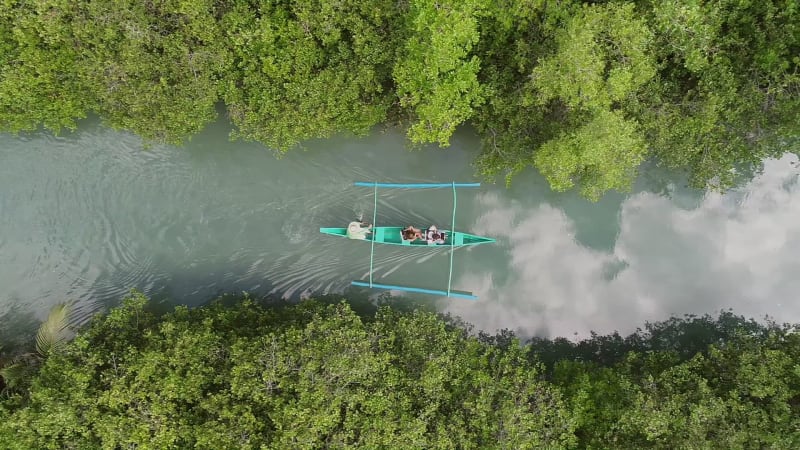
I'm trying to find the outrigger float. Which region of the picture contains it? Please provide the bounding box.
[320,182,495,300]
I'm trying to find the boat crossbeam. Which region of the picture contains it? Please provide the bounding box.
[354,182,480,189]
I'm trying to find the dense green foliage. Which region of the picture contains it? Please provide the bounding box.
[1,293,798,448]
[222,0,401,150]
[394,0,487,147]
[1,0,798,197]
[0,303,71,393]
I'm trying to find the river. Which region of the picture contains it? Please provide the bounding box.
[1,117,799,341]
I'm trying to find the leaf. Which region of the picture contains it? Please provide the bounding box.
[35,303,72,358]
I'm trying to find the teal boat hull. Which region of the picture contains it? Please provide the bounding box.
[319,226,494,247]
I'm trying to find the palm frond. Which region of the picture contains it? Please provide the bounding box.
[35,303,72,358]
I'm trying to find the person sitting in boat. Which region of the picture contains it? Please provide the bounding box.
[425,226,446,244]
[402,226,422,242]
[346,221,372,240]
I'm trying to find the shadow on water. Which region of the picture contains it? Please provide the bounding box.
[526,310,774,371]
[208,286,439,319]
[72,252,442,328]
[0,301,40,352]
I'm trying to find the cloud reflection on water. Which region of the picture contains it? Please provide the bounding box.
[448,155,800,339]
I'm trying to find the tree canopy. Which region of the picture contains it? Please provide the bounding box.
[1,0,798,198]
[1,293,798,448]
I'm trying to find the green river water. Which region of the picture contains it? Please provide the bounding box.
[1,118,799,340]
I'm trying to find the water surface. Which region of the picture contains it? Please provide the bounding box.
[1,118,798,338]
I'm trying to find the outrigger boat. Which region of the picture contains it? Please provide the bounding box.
[320,182,495,300]
[318,227,494,247]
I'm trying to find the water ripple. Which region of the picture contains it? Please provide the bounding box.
[1,124,491,330]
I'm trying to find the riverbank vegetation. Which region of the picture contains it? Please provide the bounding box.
[1,292,798,448]
[1,0,798,199]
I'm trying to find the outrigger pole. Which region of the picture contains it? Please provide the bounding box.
[351,181,480,300]
[354,182,480,188]
[447,182,457,296]
[350,281,478,300]
[368,182,378,287]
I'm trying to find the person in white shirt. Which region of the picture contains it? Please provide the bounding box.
[346,221,372,240]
